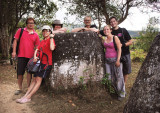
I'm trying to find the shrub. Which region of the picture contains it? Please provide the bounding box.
[101,73,115,94]
[131,49,146,62]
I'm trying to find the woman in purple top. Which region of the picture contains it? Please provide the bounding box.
[101,25,125,100]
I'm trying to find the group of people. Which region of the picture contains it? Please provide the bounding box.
[72,16,132,100]
[12,17,58,104]
[99,17,132,100]
[12,15,132,103]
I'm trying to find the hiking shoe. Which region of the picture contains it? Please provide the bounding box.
[118,97,125,101]
[19,98,31,104]
[14,90,22,95]
[125,92,127,96]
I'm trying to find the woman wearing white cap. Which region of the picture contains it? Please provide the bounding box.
[16,25,56,104]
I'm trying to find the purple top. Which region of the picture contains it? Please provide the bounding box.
[104,41,117,58]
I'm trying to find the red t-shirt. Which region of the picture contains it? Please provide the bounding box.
[38,38,56,65]
[14,28,40,58]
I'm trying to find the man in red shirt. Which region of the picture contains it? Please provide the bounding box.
[12,17,40,95]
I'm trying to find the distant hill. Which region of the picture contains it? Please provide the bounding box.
[65,24,141,38]
[128,30,140,38]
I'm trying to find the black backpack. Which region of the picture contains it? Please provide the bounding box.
[10,28,24,65]
[10,28,24,54]
[27,50,49,74]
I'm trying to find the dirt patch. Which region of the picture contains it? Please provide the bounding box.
[0,64,34,113]
[0,62,142,113]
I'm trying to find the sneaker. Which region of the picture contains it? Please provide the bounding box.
[14,90,22,95]
[19,98,31,104]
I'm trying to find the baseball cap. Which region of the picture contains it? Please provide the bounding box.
[42,25,51,31]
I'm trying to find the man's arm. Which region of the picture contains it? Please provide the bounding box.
[12,38,18,58]
[125,39,132,46]
[123,28,132,46]
[34,35,40,50]
[71,28,84,32]
[85,28,99,33]
[33,49,38,62]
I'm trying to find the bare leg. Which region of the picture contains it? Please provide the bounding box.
[124,74,128,85]
[17,75,23,90]
[16,77,36,101]
[27,73,32,87]
[16,77,36,102]
[23,77,36,97]
[25,77,42,99]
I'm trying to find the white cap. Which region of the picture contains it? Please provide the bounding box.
[42,25,51,31]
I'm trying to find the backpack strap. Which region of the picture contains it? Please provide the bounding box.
[16,28,24,53]
[39,48,49,70]
[113,35,117,51]
[42,52,49,69]
[10,28,24,66]
[121,28,126,42]
[18,28,24,41]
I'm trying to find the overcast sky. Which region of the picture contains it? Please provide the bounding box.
[120,7,160,31]
[55,3,160,31]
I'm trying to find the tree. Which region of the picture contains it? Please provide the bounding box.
[59,0,143,28]
[0,0,57,59]
[146,0,160,12]
[135,17,159,52]
[139,0,160,14]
